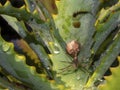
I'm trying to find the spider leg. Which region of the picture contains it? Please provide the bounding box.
[58,64,73,74]
[59,64,72,70]
[60,60,72,64]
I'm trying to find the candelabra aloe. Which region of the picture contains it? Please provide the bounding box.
[0,0,120,90]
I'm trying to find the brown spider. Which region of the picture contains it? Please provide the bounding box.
[66,40,80,68]
[59,40,81,73]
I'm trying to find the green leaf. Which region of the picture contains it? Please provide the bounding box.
[98,56,120,90]
[85,32,120,88]
[93,1,120,53]
[54,0,100,65]
[1,14,27,38]
[0,36,59,90]
[38,0,58,14]
[0,76,25,90]
[49,0,100,89]
[0,1,43,23]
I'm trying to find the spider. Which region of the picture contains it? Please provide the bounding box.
[59,40,81,73]
[66,40,80,68]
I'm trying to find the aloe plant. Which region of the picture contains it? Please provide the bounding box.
[0,0,120,90]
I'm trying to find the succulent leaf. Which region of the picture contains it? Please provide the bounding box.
[0,0,43,23]
[39,0,58,14]
[93,1,120,53]
[0,35,62,90]
[98,56,120,90]
[0,76,26,90]
[48,0,100,89]
[85,31,120,88]
[54,0,100,65]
